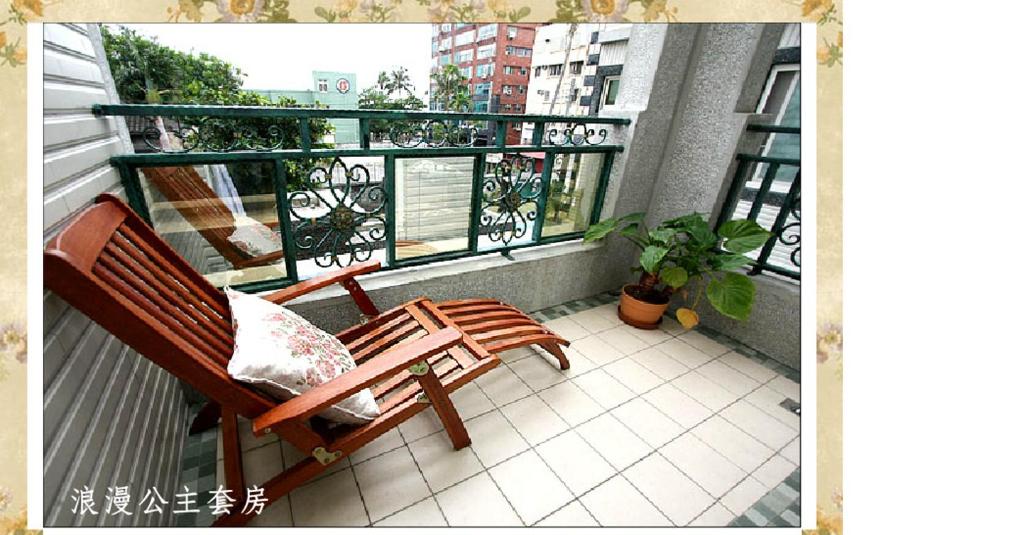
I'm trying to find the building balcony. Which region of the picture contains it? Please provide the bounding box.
[43,23,802,529]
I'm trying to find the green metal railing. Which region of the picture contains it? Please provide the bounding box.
[96,104,628,292]
[716,123,801,280]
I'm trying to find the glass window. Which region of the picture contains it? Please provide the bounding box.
[439,55,451,65]
[520,67,528,76]
[477,23,497,41]
[535,66,542,77]
[438,36,452,50]
[477,43,496,59]
[503,103,512,111]
[503,85,513,95]
[507,26,518,39]
[477,155,545,251]
[549,64,563,76]
[473,101,488,112]
[455,30,475,47]
[393,157,475,261]
[317,79,328,92]
[517,47,531,57]
[541,153,604,238]
[602,77,620,106]
[459,66,472,78]
[505,45,514,55]
[440,23,451,32]
[518,85,525,94]
[570,61,583,74]
[476,63,494,77]
[504,65,513,75]
[475,82,491,95]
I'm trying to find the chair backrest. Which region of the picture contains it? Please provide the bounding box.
[140,166,252,268]
[44,194,276,418]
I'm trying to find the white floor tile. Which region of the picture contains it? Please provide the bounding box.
[631,345,691,380]
[348,427,404,465]
[500,346,540,364]
[678,331,731,357]
[566,308,618,333]
[242,442,283,487]
[500,395,569,446]
[407,431,484,493]
[537,380,604,427]
[780,438,800,465]
[595,325,651,355]
[659,433,746,498]
[474,364,533,407]
[751,454,797,489]
[625,324,675,346]
[352,447,431,522]
[766,374,801,402]
[571,368,634,410]
[658,317,688,336]
[721,476,769,515]
[689,502,735,526]
[289,467,368,527]
[543,316,591,341]
[655,337,716,368]
[237,416,279,453]
[671,371,740,412]
[579,475,671,526]
[603,357,664,394]
[745,385,800,430]
[611,397,684,448]
[397,407,443,443]
[281,441,351,486]
[535,500,598,526]
[718,351,778,383]
[435,473,523,526]
[560,346,599,379]
[374,497,447,527]
[721,399,799,450]
[575,413,652,470]
[642,383,712,430]
[623,453,715,526]
[535,430,617,496]
[465,410,530,467]
[490,450,574,525]
[691,416,774,473]
[507,355,569,391]
[450,382,496,420]
[695,360,761,396]
[570,334,626,366]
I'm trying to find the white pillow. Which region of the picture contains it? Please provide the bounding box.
[224,288,381,425]
[228,215,282,257]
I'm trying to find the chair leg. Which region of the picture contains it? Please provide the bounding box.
[212,456,327,527]
[416,366,470,450]
[220,408,245,499]
[189,400,221,435]
[540,342,571,370]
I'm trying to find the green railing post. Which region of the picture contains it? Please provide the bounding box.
[359,118,371,149]
[384,155,397,267]
[495,122,507,149]
[746,162,779,223]
[532,153,555,242]
[299,117,312,152]
[751,171,800,276]
[531,121,546,147]
[116,162,152,226]
[589,152,615,225]
[272,159,299,283]
[468,154,485,253]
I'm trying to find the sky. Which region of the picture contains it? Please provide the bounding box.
[115,24,434,98]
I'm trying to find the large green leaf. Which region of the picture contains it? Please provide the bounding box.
[706,272,757,321]
[659,266,689,288]
[639,245,669,274]
[664,213,704,230]
[718,219,772,254]
[647,227,676,245]
[710,253,752,272]
[583,217,618,242]
[619,212,647,224]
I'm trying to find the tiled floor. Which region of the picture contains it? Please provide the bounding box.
[202,293,801,527]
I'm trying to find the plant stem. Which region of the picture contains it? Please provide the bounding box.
[690,274,706,310]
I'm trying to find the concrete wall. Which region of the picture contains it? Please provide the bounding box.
[42,23,192,527]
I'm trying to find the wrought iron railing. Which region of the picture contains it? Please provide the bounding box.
[96,104,628,292]
[716,122,801,280]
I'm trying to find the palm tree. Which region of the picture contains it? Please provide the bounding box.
[388,67,414,97]
[451,91,472,112]
[376,71,390,92]
[430,64,469,111]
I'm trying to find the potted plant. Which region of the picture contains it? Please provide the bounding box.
[583,212,772,330]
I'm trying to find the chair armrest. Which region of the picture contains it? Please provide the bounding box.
[263,261,381,305]
[251,327,462,435]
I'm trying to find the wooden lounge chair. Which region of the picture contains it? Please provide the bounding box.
[43,194,570,527]
[141,165,285,270]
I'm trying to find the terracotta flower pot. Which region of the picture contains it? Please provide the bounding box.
[618,284,669,330]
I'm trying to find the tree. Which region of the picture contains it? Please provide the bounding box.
[101,25,332,189]
[359,69,425,141]
[387,67,414,97]
[430,64,472,112]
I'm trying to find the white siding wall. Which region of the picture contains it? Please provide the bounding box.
[42,23,192,527]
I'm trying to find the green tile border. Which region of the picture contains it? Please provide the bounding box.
[174,403,219,528]
[728,467,801,527]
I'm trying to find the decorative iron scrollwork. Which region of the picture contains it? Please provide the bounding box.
[546,123,607,146]
[387,121,478,148]
[779,195,800,267]
[141,116,284,153]
[289,158,387,267]
[480,155,544,246]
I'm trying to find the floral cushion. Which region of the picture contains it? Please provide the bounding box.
[227,216,282,257]
[224,288,380,425]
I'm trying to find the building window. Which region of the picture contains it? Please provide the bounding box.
[538,89,550,102]
[535,66,542,77]
[513,104,523,112]
[503,103,512,111]
[475,82,491,96]
[504,65,513,75]
[518,85,526,94]
[569,88,579,102]
[460,66,472,78]
[477,23,497,41]
[602,77,621,107]
[476,63,494,77]
[520,67,528,76]
[502,85,513,95]
[440,23,451,32]
[549,64,563,76]
[505,45,513,55]
[570,61,583,74]
[438,36,452,51]
[473,101,488,112]
[507,26,518,39]
[317,79,328,92]
[477,43,496,59]
[455,30,475,47]
[517,47,531,57]
[455,49,473,63]
[439,55,451,65]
